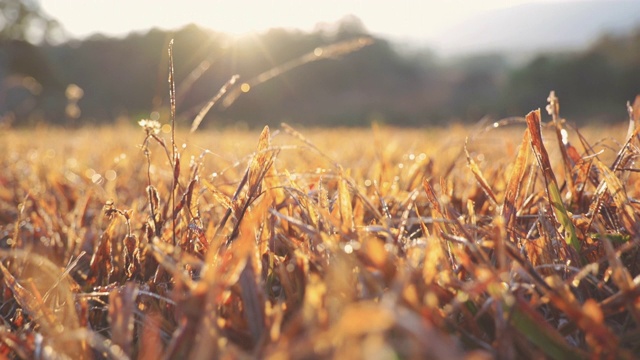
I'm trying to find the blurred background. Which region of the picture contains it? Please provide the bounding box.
[1,0,639,128]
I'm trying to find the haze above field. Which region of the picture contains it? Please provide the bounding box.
[40,0,640,56]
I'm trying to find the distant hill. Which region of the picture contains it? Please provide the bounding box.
[429,0,640,56]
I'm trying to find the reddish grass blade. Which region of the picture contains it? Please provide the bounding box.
[501,128,531,236]
[137,312,165,360]
[525,109,582,257]
[108,282,139,357]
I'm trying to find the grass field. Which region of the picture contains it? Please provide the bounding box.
[1,108,640,359]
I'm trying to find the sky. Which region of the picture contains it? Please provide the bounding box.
[40,0,575,43]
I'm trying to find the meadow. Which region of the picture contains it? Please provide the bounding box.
[1,101,640,359]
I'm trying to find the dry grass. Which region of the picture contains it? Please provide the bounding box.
[1,96,640,359]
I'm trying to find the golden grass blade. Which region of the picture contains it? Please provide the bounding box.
[201,178,233,209]
[465,139,498,207]
[168,39,176,137]
[249,126,272,190]
[238,258,266,344]
[338,173,355,233]
[611,121,640,174]
[592,157,640,235]
[167,39,179,246]
[214,126,277,245]
[281,122,342,170]
[422,178,456,267]
[225,126,278,244]
[146,185,162,235]
[222,37,373,109]
[333,301,394,337]
[422,179,448,235]
[603,239,634,293]
[0,250,83,358]
[190,75,239,133]
[0,262,55,327]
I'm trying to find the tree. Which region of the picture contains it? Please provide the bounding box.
[0,0,64,44]
[0,1,67,125]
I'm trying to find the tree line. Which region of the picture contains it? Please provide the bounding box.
[1,15,639,127]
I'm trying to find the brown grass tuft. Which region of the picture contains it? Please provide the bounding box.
[2,71,640,359]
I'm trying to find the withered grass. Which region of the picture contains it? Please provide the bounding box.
[1,95,640,359]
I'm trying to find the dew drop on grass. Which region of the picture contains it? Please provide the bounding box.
[286,263,295,272]
[42,346,54,358]
[344,243,353,254]
[383,243,396,254]
[456,292,469,302]
[561,128,569,145]
[105,170,117,181]
[424,292,439,308]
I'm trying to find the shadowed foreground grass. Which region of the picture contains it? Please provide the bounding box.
[1,103,640,359]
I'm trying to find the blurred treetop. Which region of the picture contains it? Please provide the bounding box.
[0,0,64,44]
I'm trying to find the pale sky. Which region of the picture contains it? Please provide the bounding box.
[40,0,574,43]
